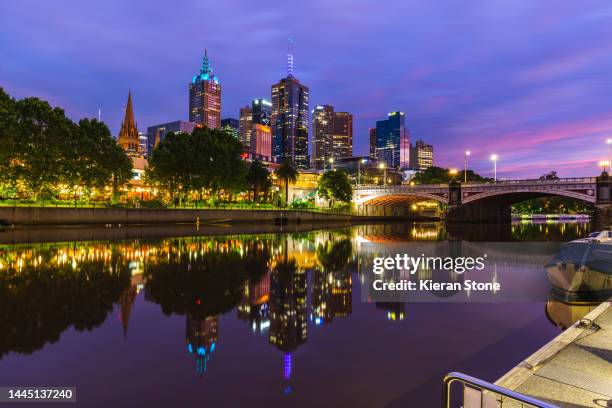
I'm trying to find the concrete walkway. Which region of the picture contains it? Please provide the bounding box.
[496,301,612,407]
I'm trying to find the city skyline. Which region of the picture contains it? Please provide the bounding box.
[2,1,612,177]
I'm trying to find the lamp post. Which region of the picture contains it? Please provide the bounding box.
[449,168,458,181]
[358,158,366,185]
[464,150,470,183]
[600,160,610,173]
[379,162,386,186]
[490,154,498,182]
[328,157,334,171]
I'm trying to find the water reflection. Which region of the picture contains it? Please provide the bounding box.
[0,221,603,382]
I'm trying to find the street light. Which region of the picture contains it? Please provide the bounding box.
[599,160,610,173]
[378,162,386,186]
[358,158,367,185]
[464,150,471,183]
[449,168,458,181]
[328,157,334,171]
[490,154,498,182]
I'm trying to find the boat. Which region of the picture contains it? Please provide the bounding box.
[570,230,612,244]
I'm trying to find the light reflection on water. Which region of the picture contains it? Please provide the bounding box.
[0,221,600,407]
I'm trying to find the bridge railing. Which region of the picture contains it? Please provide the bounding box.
[463,177,596,186]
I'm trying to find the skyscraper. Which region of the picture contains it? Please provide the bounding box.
[375,112,410,169]
[251,123,272,161]
[332,111,352,160]
[147,120,196,154]
[239,106,253,152]
[117,91,140,154]
[369,128,377,159]
[252,98,272,126]
[271,43,309,169]
[409,139,434,171]
[189,50,221,129]
[221,118,239,140]
[312,105,334,170]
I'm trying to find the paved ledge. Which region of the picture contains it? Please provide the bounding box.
[496,301,612,407]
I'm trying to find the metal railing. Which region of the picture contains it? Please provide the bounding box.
[443,372,559,408]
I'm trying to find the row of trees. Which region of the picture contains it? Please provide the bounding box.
[0,88,132,201]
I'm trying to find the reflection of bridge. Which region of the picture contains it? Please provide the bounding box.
[354,175,611,223]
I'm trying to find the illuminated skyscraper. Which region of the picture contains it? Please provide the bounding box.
[189,50,221,129]
[312,105,334,170]
[332,111,352,160]
[409,139,434,171]
[252,98,272,126]
[239,106,253,152]
[251,124,272,161]
[117,90,140,154]
[369,128,377,159]
[375,112,410,169]
[271,43,309,168]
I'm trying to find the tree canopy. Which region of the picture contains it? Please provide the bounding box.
[317,170,353,206]
[412,166,492,184]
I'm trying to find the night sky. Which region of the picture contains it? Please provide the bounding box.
[2,0,612,178]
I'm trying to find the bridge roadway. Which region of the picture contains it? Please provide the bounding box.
[353,174,611,224]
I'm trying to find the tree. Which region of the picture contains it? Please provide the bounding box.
[274,158,298,207]
[539,171,559,181]
[246,160,271,202]
[317,170,353,207]
[413,166,492,184]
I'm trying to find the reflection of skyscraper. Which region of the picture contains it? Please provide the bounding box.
[311,268,352,325]
[375,302,405,321]
[117,285,137,339]
[271,44,309,168]
[375,112,409,169]
[237,272,271,334]
[186,315,219,376]
[189,50,221,128]
[269,261,307,352]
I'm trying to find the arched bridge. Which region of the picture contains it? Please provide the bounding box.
[354,175,611,223]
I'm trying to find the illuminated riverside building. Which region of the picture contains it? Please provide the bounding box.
[189,50,221,128]
[369,128,377,159]
[375,112,410,169]
[251,124,272,161]
[239,106,253,151]
[221,118,239,140]
[271,44,310,169]
[409,139,434,171]
[332,111,353,160]
[186,315,219,376]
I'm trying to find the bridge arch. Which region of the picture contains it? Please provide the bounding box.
[461,188,596,205]
[355,192,448,206]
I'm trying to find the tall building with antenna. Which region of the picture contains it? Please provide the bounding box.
[271,40,310,168]
[189,50,221,129]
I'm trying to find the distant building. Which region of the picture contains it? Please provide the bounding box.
[146,120,196,155]
[409,139,434,171]
[271,45,309,169]
[312,105,353,170]
[221,118,239,140]
[375,112,410,169]
[239,106,253,152]
[252,98,272,126]
[117,91,140,155]
[332,111,352,160]
[251,123,272,161]
[138,132,148,158]
[189,50,221,129]
[369,128,377,159]
[312,105,334,170]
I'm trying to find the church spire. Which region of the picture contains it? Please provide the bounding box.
[118,90,140,154]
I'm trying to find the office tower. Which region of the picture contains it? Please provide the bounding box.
[375,112,410,169]
[251,123,272,160]
[117,90,140,154]
[138,132,148,157]
[312,105,334,170]
[221,118,239,140]
[369,128,377,159]
[271,42,309,168]
[189,50,221,129]
[146,120,196,154]
[252,98,272,126]
[239,106,253,152]
[332,111,352,160]
[409,139,434,171]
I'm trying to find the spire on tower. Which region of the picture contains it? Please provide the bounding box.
[202,49,212,75]
[287,39,294,78]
